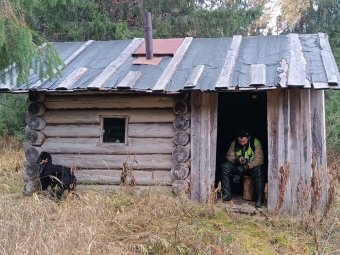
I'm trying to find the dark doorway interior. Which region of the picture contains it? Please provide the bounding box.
[215,92,268,196]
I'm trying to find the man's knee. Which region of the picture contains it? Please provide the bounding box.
[221,161,234,175]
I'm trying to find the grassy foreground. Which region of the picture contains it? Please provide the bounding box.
[0,139,339,255]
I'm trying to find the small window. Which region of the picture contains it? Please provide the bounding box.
[102,117,126,144]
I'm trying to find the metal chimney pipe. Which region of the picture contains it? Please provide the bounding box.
[144,11,153,60]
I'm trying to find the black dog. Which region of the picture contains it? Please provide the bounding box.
[37,151,77,200]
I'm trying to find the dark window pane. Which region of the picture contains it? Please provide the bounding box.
[103,118,125,143]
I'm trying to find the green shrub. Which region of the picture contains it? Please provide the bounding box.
[325,90,340,151]
[0,93,27,139]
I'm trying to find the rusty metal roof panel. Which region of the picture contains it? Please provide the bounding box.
[43,40,132,91]
[102,55,172,90]
[232,35,290,88]
[168,38,232,92]
[2,34,340,93]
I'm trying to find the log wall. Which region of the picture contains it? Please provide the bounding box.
[267,89,327,214]
[23,92,183,191]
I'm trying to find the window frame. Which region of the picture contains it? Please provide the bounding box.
[100,115,128,145]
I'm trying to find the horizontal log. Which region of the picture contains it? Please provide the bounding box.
[76,169,172,185]
[44,95,174,109]
[41,123,175,138]
[129,123,175,138]
[41,137,175,154]
[51,154,173,169]
[76,184,172,194]
[28,102,46,116]
[28,116,46,130]
[43,109,175,124]
[42,124,101,137]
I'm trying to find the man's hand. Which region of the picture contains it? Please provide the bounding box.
[239,157,247,165]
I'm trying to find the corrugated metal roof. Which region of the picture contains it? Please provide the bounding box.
[1,33,339,93]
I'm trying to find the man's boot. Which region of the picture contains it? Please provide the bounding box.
[221,162,232,201]
[253,166,265,208]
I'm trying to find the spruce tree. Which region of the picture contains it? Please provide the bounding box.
[0,0,62,86]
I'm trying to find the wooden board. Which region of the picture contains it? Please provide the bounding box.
[56,67,88,90]
[51,154,173,170]
[250,64,266,86]
[288,89,302,214]
[267,89,327,215]
[215,35,242,88]
[310,89,327,211]
[41,137,174,154]
[87,38,144,89]
[190,92,218,202]
[153,37,193,91]
[31,40,94,89]
[287,34,306,87]
[76,169,172,185]
[44,94,174,109]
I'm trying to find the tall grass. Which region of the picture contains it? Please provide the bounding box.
[0,138,339,254]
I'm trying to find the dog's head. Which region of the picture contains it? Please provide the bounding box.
[37,151,52,165]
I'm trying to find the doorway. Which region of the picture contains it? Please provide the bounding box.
[215,92,268,197]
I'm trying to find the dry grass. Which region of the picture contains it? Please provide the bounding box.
[0,139,339,255]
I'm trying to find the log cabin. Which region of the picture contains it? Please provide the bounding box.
[1,33,339,214]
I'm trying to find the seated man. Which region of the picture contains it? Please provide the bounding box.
[221,129,265,208]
